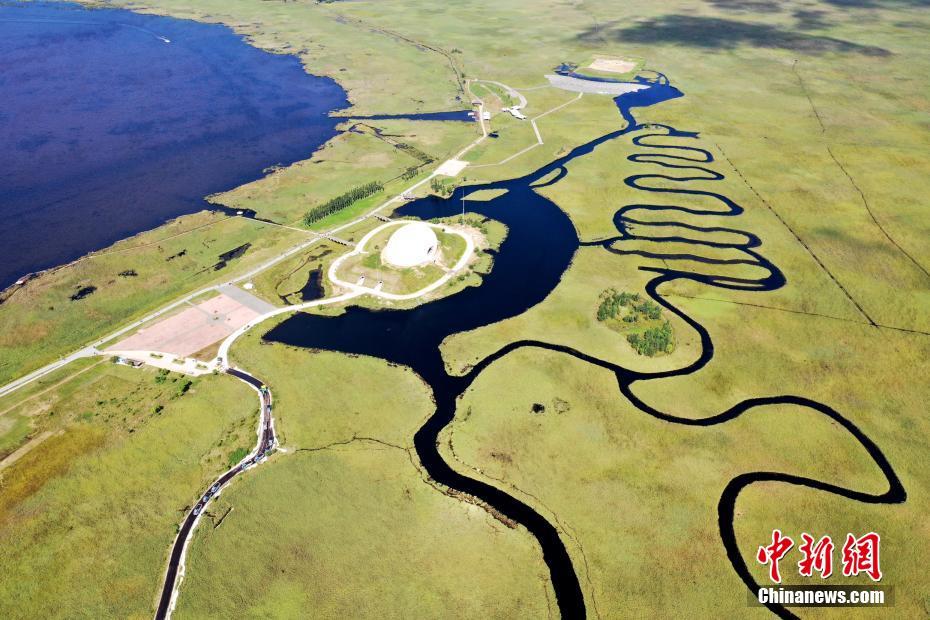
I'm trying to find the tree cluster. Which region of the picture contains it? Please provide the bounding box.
[430,177,456,197]
[304,181,383,225]
[597,289,638,320]
[596,288,674,356]
[627,321,674,356]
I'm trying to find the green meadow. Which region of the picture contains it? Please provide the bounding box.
[0,364,255,618]
[0,213,304,386]
[174,336,552,617]
[1,0,927,616]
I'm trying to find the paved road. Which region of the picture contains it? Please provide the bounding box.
[474,79,528,110]
[0,120,489,402]
[154,368,275,620]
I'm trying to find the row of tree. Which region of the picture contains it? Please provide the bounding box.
[395,142,433,164]
[303,181,384,225]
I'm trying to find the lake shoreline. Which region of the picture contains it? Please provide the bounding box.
[0,1,351,290]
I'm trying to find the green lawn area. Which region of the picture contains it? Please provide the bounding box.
[338,249,445,296]
[436,229,468,265]
[446,346,907,617]
[247,241,342,307]
[0,364,256,618]
[0,213,305,386]
[213,119,477,227]
[440,247,704,376]
[333,222,468,297]
[13,0,930,616]
[473,81,516,109]
[317,214,505,313]
[485,82,517,107]
[469,82,493,102]
[175,336,552,617]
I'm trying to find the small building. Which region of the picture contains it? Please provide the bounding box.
[114,357,143,368]
[481,111,491,121]
[382,222,439,268]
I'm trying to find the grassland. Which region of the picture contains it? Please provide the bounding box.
[7,0,930,616]
[248,241,341,307]
[350,215,507,312]
[0,0,478,388]
[174,335,552,617]
[472,81,517,110]
[629,294,930,607]
[213,118,478,227]
[0,213,307,386]
[308,0,930,332]
[334,222,470,296]
[444,346,919,617]
[52,0,929,339]
[0,115,473,386]
[0,364,255,618]
[441,247,705,376]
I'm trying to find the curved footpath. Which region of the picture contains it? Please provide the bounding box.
[327,220,475,301]
[155,223,476,618]
[154,368,275,620]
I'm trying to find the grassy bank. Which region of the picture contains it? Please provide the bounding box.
[174,337,552,617]
[0,365,255,618]
[10,0,930,615]
[445,346,909,616]
[0,213,305,386]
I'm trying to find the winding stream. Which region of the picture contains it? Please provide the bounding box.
[264,74,905,618]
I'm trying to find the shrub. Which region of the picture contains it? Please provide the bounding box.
[227,446,251,467]
[176,379,193,397]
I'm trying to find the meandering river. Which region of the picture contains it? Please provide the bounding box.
[265,73,905,619]
[6,5,900,611]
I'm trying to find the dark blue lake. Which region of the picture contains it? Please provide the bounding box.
[0,2,348,289]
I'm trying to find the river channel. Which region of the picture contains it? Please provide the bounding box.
[264,71,905,619]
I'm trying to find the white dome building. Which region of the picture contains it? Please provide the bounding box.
[381,222,438,268]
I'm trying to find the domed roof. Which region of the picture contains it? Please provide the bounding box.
[381,222,438,268]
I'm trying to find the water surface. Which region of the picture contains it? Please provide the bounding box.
[0,2,347,288]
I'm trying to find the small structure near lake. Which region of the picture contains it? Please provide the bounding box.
[382,222,438,268]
